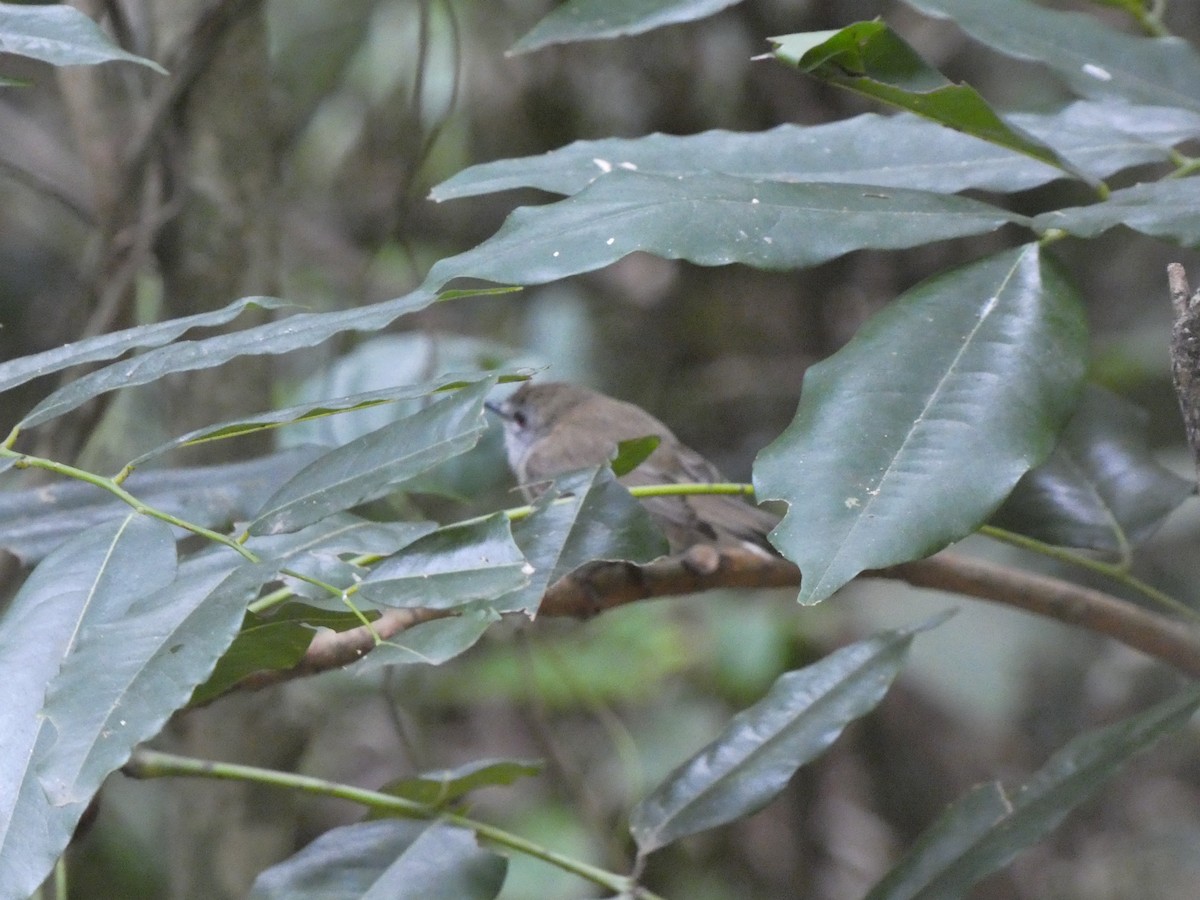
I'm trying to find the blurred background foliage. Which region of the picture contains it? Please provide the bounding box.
[4,0,1200,897]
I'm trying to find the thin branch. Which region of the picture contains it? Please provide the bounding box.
[1167,263,1200,484]
[222,547,1200,695]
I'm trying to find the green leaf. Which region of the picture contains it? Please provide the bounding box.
[630,617,943,854]
[866,684,1200,899]
[0,3,166,72]
[248,820,506,900]
[511,0,740,54]
[496,467,669,615]
[190,602,375,707]
[379,758,542,808]
[432,103,1200,202]
[426,171,1025,289]
[0,446,325,564]
[991,386,1194,552]
[126,371,509,467]
[770,22,1088,182]
[755,244,1088,604]
[611,435,661,477]
[246,514,438,606]
[0,515,176,898]
[0,296,287,398]
[349,610,498,673]
[250,379,494,536]
[358,514,529,609]
[18,288,440,430]
[1034,177,1200,246]
[36,562,271,807]
[902,0,1200,112]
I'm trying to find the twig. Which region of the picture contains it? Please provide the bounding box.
[221,547,1200,694]
[1167,263,1200,484]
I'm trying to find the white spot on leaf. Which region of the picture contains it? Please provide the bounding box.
[1082,63,1112,81]
[593,158,613,173]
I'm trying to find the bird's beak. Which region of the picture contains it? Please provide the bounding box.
[484,399,508,420]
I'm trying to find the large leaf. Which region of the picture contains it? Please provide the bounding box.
[249,819,506,900]
[0,296,286,398]
[36,562,271,807]
[756,244,1088,604]
[511,0,740,54]
[18,288,440,430]
[246,514,438,606]
[190,602,376,707]
[358,514,529,609]
[0,515,175,898]
[432,103,1200,202]
[629,617,942,855]
[903,0,1200,112]
[126,371,512,467]
[0,446,325,564]
[866,684,1200,899]
[425,171,1025,289]
[1034,176,1200,247]
[250,379,494,536]
[0,3,166,72]
[991,386,1194,552]
[495,467,669,615]
[770,21,1087,182]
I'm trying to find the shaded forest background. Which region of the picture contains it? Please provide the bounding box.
[4,0,1200,897]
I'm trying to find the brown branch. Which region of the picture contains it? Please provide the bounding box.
[875,554,1200,677]
[226,607,451,694]
[218,546,1200,699]
[1168,262,1200,483]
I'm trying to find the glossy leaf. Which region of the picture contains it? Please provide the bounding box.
[867,684,1200,899]
[244,513,438,605]
[903,0,1200,112]
[0,446,325,564]
[36,562,271,807]
[250,380,494,536]
[433,103,1200,202]
[19,288,440,430]
[425,171,1025,289]
[0,296,286,397]
[1034,177,1200,247]
[992,386,1194,552]
[191,602,376,707]
[0,515,176,898]
[248,820,506,900]
[770,22,1087,182]
[358,514,529,609]
[380,758,542,808]
[630,618,941,854]
[496,467,669,615]
[0,3,166,72]
[756,244,1088,604]
[126,371,510,467]
[511,0,739,54]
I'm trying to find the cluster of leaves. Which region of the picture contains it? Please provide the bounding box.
[3,1,1200,898]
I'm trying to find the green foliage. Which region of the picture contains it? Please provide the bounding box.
[2,1,1200,898]
[0,2,165,73]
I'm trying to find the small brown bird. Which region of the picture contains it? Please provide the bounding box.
[489,381,778,554]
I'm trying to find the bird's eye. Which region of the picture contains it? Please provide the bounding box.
[512,410,528,428]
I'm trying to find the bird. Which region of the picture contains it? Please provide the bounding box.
[488,381,779,555]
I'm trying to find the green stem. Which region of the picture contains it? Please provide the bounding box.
[628,482,756,499]
[980,525,1200,622]
[1,448,259,563]
[125,748,663,899]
